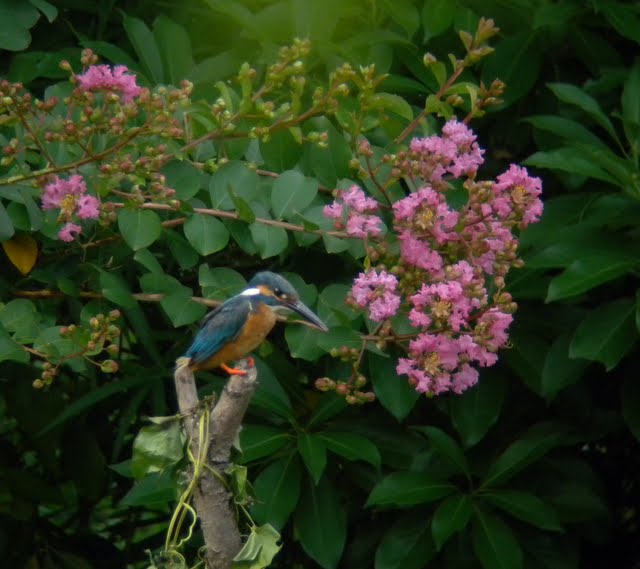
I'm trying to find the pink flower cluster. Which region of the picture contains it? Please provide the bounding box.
[351,270,401,322]
[41,174,100,241]
[406,120,485,188]
[323,120,544,396]
[324,185,382,238]
[76,65,143,103]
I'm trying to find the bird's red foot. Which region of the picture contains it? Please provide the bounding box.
[220,362,247,376]
[247,357,255,367]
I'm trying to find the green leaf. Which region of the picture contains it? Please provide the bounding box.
[0,202,15,241]
[569,298,637,370]
[271,170,318,219]
[0,298,38,339]
[228,186,257,223]
[233,523,282,569]
[604,1,640,45]
[316,326,361,353]
[482,422,570,488]
[239,425,291,463]
[166,229,199,269]
[450,375,506,447]
[622,62,640,148]
[483,490,563,532]
[160,290,206,327]
[307,393,347,428]
[319,431,381,468]
[431,494,473,550]
[285,322,325,361]
[414,426,469,476]
[294,476,346,569]
[251,358,293,420]
[0,329,29,363]
[153,15,194,85]
[183,213,230,255]
[375,512,436,569]
[367,472,456,507]
[317,283,359,326]
[524,147,617,185]
[481,31,541,106]
[120,470,176,507]
[541,334,589,400]
[472,508,523,569]
[548,82,618,142]
[422,0,455,40]
[370,93,414,122]
[199,265,246,300]
[306,117,352,187]
[525,115,607,149]
[622,373,640,442]
[99,271,137,309]
[0,2,33,51]
[260,129,300,171]
[38,374,157,436]
[163,160,203,200]
[29,0,57,22]
[249,220,288,258]
[117,209,162,251]
[209,160,261,210]
[547,256,637,301]
[369,354,419,421]
[252,454,301,531]
[123,15,164,82]
[131,421,184,480]
[134,248,164,274]
[297,432,327,484]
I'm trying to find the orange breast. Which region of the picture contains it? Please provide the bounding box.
[196,303,277,371]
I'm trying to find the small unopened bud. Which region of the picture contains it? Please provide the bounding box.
[33,379,44,389]
[101,359,119,373]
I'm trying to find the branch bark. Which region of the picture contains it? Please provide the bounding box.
[173,359,258,569]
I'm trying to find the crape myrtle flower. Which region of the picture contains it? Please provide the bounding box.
[323,185,382,239]
[41,174,100,242]
[323,120,543,397]
[76,64,143,103]
[351,270,401,322]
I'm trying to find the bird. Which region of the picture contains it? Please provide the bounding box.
[176,271,328,375]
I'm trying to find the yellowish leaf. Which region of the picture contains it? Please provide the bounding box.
[2,233,38,275]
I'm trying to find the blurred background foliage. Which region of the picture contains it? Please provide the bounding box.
[1,0,640,568]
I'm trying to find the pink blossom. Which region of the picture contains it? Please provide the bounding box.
[493,164,543,225]
[346,213,382,238]
[42,175,87,210]
[324,185,382,239]
[351,270,400,322]
[76,64,143,103]
[451,364,479,394]
[341,185,379,212]
[76,195,100,219]
[58,222,82,242]
[323,202,343,219]
[477,308,513,350]
[397,231,444,275]
[408,120,484,184]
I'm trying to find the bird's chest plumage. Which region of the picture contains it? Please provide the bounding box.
[206,301,276,367]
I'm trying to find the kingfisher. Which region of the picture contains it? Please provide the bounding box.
[176,271,328,375]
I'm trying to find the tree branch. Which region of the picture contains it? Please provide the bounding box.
[173,359,258,569]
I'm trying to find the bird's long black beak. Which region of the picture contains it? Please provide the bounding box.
[287,299,329,331]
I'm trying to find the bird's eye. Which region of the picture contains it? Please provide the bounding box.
[273,287,282,297]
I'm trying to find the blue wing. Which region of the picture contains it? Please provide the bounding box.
[185,296,251,366]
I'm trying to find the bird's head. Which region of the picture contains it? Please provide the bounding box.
[242,271,328,331]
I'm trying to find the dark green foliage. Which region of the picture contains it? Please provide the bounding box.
[1,0,640,568]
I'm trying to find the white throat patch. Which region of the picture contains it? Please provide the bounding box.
[240,287,262,296]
